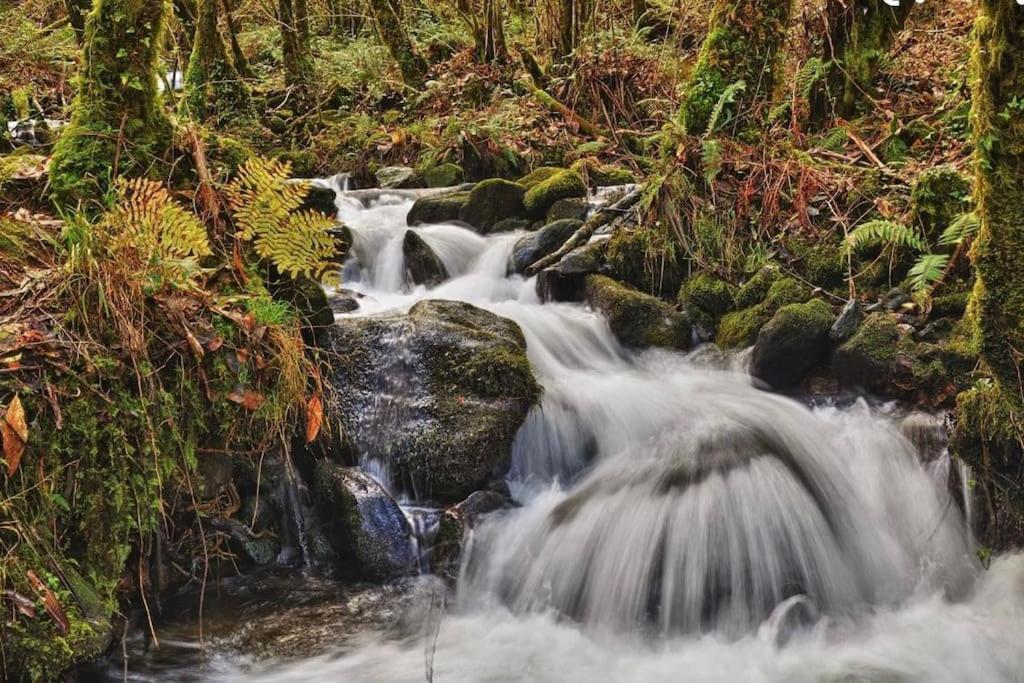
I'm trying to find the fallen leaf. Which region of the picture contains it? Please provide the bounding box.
[227,388,265,411]
[26,570,68,635]
[6,395,28,442]
[3,395,27,477]
[206,336,224,352]
[306,394,323,443]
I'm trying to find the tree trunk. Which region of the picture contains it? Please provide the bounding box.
[823,0,914,118]
[969,0,1024,401]
[279,0,314,87]
[220,0,254,78]
[173,0,198,55]
[540,0,592,62]
[50,0,172,210]
[367,0,428,87]
[182,0,251,120]
[63,0,92,43]
[680,0,794,135]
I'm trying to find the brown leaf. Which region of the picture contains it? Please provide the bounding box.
[26,570,69,635]
[227,388,265,411]
[6,395,28,442]
[306,394,323,443]
[3,395,27,477]
[206,335,224,352]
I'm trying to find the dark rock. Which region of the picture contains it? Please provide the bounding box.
[272,276,334,333]
[329,289,363,314]
[832,313,912,391]
[509,219,582,274]
[324,300,540,501]
[546,197,589,222]
[313,461,417,579]
[829,299,862,343]
[751,299,834,389]
[403,231,449,286]
[459,179,526,233]
[584,274,691,350]
[716,278,810,349]
[300,183,338,218]
[492,217,533,233]
[430,490,509,581]
[421,163,465,188]
[900,412,948,462]
[407,191,469,226]
[376,165,417,188]
[536,238,609,302]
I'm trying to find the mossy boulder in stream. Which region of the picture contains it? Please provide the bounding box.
[523,170,588,217]
[421,162,465,188]
[510,219,582,274]
[403,230,449,286]
[407,191,470,226]
[459,179,526,233]
[313,461,417,578]
[584,275,692,350]
[751,299,834,389]
[325,299,540,501]
[716,277,810,349]
[831,312,914,392]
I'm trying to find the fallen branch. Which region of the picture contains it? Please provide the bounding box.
[526,188,642,275]
[520,79,610,139]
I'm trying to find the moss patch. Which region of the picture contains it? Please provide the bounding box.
[716,277,809,348]
[585,274,691,350]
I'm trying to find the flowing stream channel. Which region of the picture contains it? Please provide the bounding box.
[106,187,1024,681]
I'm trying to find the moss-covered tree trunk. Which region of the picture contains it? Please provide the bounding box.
[823,0,913,118]
[951,0,1024,550]
[63,0,92,42]
[49,0,172,209]
[680,0,794,135]
[367,0,428,87]
[182,0,251,121]
[221,0,254,78]
[279,0,314,87]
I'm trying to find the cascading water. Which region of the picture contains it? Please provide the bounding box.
[114,190,1024,681]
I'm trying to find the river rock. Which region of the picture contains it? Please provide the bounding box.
[832,312,913,391]
[407,190,470,226]
[376,165,417,188]
[421,163,465,188]
[830,299,862,343]
[300,184,338,218]
[509,219,582,274]
[313,461,417,579]
[431,490,509,581]
[523,169,587,217]
[536,238,608,302]
[750,299,834,389]
[546,197,589,222]
[403,230,448,286]
[325,299,540,501]
[584,274,691,350]
[459,178,526,233]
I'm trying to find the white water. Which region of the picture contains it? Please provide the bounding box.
[195,192,1024,681]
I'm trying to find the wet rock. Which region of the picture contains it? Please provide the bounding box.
[403,230,448,286]
[300,183,338,218]
[546,197,589,222]
[830,299,862,343]
[421,162,465,188]
[751,299,834,389]
[325,300,540,501]
[900,411,948,462]
[523,169,587,217]
[314,461,417,579]
[271,276,334,336]
[492,217,533,233]
[376,165,417,189]
[407,190,470,226]
[329,288,363,314]
[584,274,691,350]
[536,238,609,302]
[459,178,526,233]
[832,312,913,391]
[716,278,810,349]
[509,219,582,274]
[431,490,509,581]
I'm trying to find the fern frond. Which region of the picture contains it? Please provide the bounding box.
[908,253,949,292]
[795,57,828,99]
[704,81,746,137]
[817,126,848,152]
[701,138,724,185]
[937,211,979,246]
[845,219,926,254]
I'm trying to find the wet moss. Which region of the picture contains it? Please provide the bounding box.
[180,0,252,122]
[523,170,587,217]
[421,162,465,188]
[459,179,526,233]
[585,275,692,350]
[605,224,685,299]
[715,277,809,348]
[734,264,782,309]
[517,166,565,189]
[910,166,971,242]
[678,273,736,318]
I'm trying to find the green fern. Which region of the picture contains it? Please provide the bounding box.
[908,253,950,292]
[701,138,724,185]
[704,81,746,137]
[795,57,828,100]
[938,211,979,246]
[845,219,927,254]
[817,126,849,152]
[225,158,338,280]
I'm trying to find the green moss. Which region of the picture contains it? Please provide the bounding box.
[678,273,736,317]
[274,150,318,178]
[605,224,685,298]
[570,159,637,187]
[716,277,809,348]
[523,170,587,217]
[585,275,692,350]
[910,166,971,242]
[751,298,834,387]
[421,162,465,188]
[180,0,252,122]
[459,179,526,233]
[788,237,845,290]
[681,0,795,135]
[734,264,782,309]
[517,166,565,189]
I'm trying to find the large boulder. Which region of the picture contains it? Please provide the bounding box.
[459,179,526,233]
[509,219,582,274]
[421,163,465,188]
[584,275,691,350]
[313,461,417,579]
[407,191,470,226]
[716,277,810,349]
[523,170,587,217]
[325,300,540,501]
[403,231,448,286]
[750,299,834,389]
[376,165,417,188]
[831,312,913,391]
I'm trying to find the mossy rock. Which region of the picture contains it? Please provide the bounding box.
[546,197,589,222]
[376,165,417,189]
[678,273,736,318]
[831,312,913,391]
[750,299,834,388]
[313,461,417,579]
[787,237,845,291]
[459,179,526,233]
[605,225,685,299]
[207,133,256,176]
[403,230,449,287]
[715,278,809,349]
[523,170,587,217]
[407,191,470,226]
[910,165,971,242]
[510,219,582,274]
[422,162,465,188]
[517,166,565,189]
[734,264,782,309]
[274,149,319,178]
[584,275,692,350]
[325,300,540,501]
[570,159,637,186]
[536,238,610,303]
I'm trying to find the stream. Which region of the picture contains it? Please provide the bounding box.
[97,188,1024,681]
